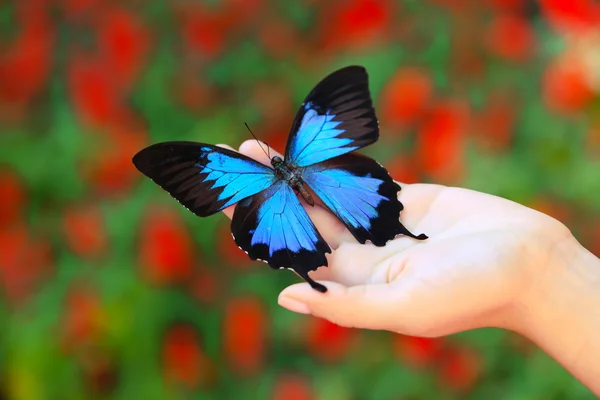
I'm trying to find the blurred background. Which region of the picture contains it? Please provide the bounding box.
[1,0,600,399]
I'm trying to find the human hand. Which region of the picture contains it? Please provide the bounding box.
[220,140,574,338]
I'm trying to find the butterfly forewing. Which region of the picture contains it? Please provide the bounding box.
[284,66,379,167]
[132,142,275,217]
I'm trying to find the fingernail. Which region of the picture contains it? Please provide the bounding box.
[278,296,311,314]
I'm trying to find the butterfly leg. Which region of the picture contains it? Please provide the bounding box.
[296,270,328,293]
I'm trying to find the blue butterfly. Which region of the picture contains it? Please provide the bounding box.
[132,66,427,292]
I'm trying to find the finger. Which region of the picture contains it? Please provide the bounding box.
[237,140,350,249]
[277,281,406,331]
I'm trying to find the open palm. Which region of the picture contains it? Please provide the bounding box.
[222,140,572,337]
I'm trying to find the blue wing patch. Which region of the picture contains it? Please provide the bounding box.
[231,180,331,292]
[284,66,379,167]
[303,153,428,246]
[132,142,274,217]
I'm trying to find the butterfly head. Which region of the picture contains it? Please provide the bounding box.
[270,155,284,168]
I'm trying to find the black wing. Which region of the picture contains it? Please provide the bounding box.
[284,65,379,167]
[302,153,428,246]
[231,180,331,292]
[132,142,275,217]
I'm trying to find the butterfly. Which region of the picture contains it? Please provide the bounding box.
[132,66,427,293]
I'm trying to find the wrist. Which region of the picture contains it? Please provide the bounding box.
[511,232,600,392]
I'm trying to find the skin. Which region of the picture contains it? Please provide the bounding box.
[219,140,600,395]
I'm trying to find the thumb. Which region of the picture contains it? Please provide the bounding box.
[277,281,403,331]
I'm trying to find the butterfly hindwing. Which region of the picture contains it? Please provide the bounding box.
[302,153,428,246]
[284,66,379,167]
[231,180,331,292]
[132,142,275,217]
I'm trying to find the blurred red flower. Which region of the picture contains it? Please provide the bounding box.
[81,121,148,195]
[259,19,299,59]
[217,222,253,268]
[486,0,527,12]
[320,0,393,50]
[80,348,119,396]
[0,223,52,307]
[306,318,355,362]
[63,0,100,20]
[539,0,600,35]
[416,100,468,182]
[176,5,229,59]
[486,14,535,62]
[0,169,26,227]
[223,296,267,375]
[0,14,54,118]
[393,335,444,369]
[380,67,433,128]
[162,323,214,390]
[271,373,315,400]
[138,207,194,286]
[438,346,481,392]
[542,56,596,114]
[60,283,104,352]
[62,203,107,259]
[68,53,124,128]
[470,92,517,152]
[385,155,420,184]
[96,8,151,91]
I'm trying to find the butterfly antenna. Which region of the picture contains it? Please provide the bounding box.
[244,122,271,159]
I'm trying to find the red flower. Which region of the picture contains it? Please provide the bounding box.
[380,67,433,128]
[62,203,107,259]
[223,297,267,375]
[0,224,52,307]
[96,8,151,90]
[272,373,315,400]
[320,0,393,50]
[0,15,54,116]
[63,0,100,20]
[438,346,481,392]
[138,207,194,286]
[539,0,600,35]
[393,335,444,368]
[68,52,124,128]
[162,323,213,389]
[486,0,527,12]
[384,155,420,184]
[259,20,299,59]
[217,222,253,268]
[542,57,595,114]
[306,318,355,362]
[81,120,148,195]
[416,101,468,183]
[0,169,26,227]
[470,92,516,152]
[486,14,535,62]
[176,5,228,59]
[60,283,104,352]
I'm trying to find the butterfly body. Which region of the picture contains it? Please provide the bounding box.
[133,66,427,293]
[271,155,315,206]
